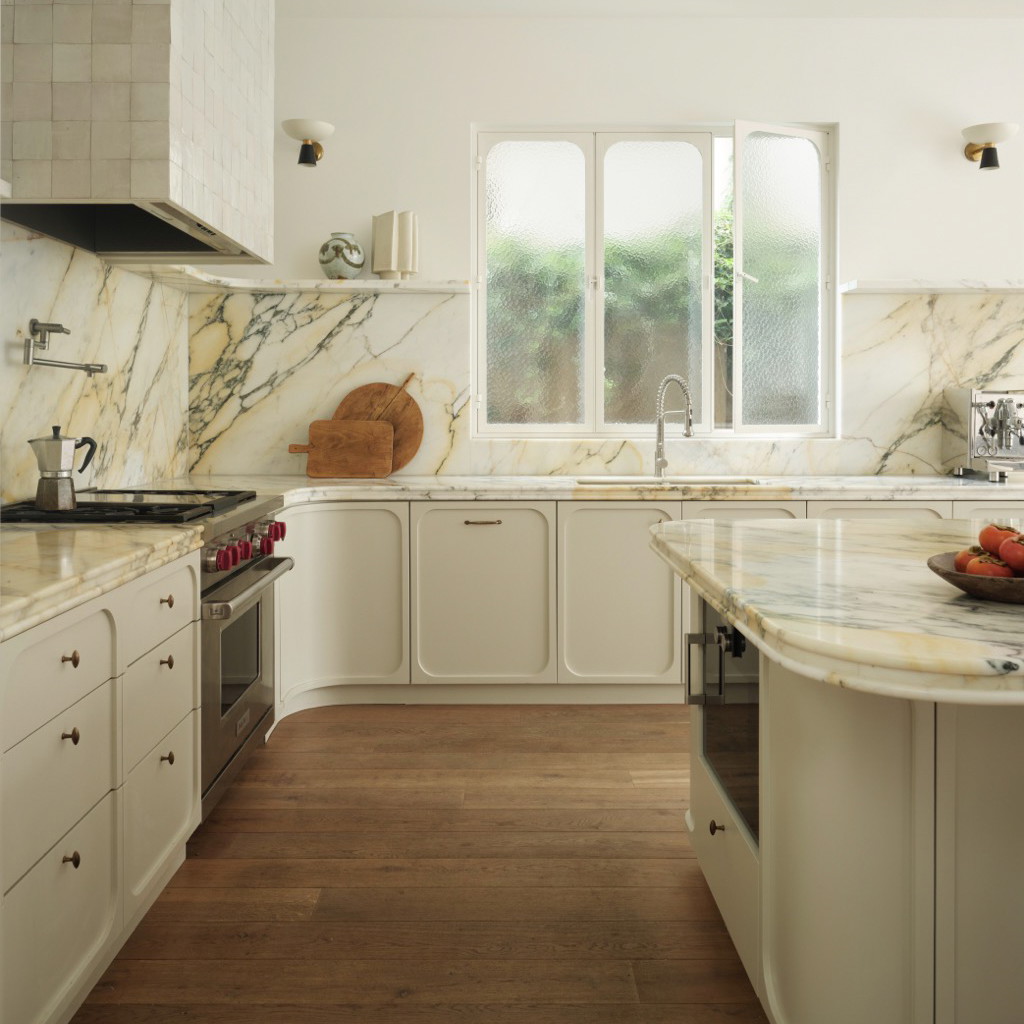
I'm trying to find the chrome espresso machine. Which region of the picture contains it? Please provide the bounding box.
[943,387,1024,481]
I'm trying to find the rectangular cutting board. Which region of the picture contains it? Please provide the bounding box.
[289,420,394,478]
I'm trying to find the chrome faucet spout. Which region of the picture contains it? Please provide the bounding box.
[654,374,693,478]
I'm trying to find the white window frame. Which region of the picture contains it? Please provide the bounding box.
[473,123,836,440]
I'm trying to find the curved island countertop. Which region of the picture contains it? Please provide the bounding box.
[650,517,1024,705]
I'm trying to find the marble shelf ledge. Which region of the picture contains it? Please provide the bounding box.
[125,264,471,295]
[840,279,1024,294]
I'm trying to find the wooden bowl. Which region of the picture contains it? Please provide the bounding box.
[927,552,1024,604]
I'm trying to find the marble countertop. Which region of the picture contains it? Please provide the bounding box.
[650,517,1024,705]
[0,523,203,643]
[166,472,1024,503]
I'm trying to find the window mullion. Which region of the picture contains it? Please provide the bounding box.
[586,133,601,435]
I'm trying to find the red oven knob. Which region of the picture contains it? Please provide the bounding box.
[274,521,287,541]
[226,544,240,566]
[238,539,253,560]
[215,548,233,571]
[260,536,275,556]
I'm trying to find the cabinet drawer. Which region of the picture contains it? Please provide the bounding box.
[124,623,197,772]
[2,608,115,751]
[2,679,117,893]
[1,791,120,1024]
[124,711,198,916]
[123,560,197,666]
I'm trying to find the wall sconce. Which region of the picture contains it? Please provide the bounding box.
[281,119,335,167]
[962,122,1019,170]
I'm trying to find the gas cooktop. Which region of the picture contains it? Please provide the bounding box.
[0,488,258,524]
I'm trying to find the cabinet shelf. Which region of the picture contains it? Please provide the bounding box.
[840,279,1024,294]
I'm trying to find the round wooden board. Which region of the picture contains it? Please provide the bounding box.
[332,382,424,471]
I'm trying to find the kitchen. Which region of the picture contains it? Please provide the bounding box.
[2,1,1024,1023]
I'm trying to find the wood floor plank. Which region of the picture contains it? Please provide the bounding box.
[201,806,686,834]
[83,959,639,1005]
[70,703,765,1024]
[167,856,708,889]
[186,828,693,860]
[119,919,738,961]
[309,885,722,923]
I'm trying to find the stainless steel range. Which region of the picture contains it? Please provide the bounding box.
[1,487,294,819]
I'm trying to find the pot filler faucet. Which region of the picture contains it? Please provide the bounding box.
[654,374,694,478]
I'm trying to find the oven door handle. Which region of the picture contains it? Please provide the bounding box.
[202,557,295,621]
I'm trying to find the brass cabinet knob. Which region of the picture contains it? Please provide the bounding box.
[709,819,727,836]
[160,654,175,669]
[160,751,175,765]
[62,851,81,869]
[61,727,81,745]
[61,650,81,668]
[160,593,175,608]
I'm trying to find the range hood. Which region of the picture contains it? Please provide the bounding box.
[0,0,274,265]
[0,200,254,263]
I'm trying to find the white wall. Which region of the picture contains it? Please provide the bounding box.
[245,11,1024,283]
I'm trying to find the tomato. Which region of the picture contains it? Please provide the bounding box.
[978,523,1020,556]
[965,555,1016,578]
[954,545,985,573]
[997,535,1024,573]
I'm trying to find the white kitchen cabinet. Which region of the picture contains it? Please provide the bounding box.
[934,705,1024,1024]
[277,503,410,705]
[951,500,1024,527]
[123,711,198,920]
[0,551,200,1024]
[808,499,953,519]
[681,499,806,521]
[411,502,557,685]
[558,500,682,684]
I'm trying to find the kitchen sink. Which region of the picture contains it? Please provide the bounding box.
[574,475,762,486]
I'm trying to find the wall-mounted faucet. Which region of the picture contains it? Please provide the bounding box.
[654,374,694,478]
[24,319,107,377]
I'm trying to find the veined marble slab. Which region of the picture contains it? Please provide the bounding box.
[651,517,1024,705]
[165,472,1024,504]
[0,524,203,643]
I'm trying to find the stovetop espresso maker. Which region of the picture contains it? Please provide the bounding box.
[28,425,98,511]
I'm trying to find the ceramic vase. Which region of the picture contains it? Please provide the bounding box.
[318,232,365,280]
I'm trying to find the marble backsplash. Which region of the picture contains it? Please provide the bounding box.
[0,225,189,504]
[189,287,1024,478]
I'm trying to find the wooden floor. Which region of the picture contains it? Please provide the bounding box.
[72,704,767,1023]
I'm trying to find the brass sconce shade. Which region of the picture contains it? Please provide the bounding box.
[962,122,1019,170]
[281,119,335,167]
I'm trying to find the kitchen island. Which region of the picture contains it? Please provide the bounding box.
[650,517,1024,1024]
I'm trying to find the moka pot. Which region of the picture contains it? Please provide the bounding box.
[28,425,98,511]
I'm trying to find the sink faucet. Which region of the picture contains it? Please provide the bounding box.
[654,374,694,478]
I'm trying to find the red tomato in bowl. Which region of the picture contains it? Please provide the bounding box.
[978,523,1020,556]
[965,555,1016,578]
[997,535,1024,573]
[954,545,985,573]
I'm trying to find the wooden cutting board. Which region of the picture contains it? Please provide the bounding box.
[289,420,394,478]
[332,373,423,471]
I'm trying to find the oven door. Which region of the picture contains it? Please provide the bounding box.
[200,556,293,813]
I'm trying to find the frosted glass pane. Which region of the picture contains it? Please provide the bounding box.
[485,141,586,425]
[603,140,704,426]
[740,132,821,427]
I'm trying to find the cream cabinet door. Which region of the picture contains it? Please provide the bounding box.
[682,499,806,521]
[558,500,682,684]
[951,501,1024,528]
[278,503,410,704]
[411,502,556,684]
[808,499,953,519]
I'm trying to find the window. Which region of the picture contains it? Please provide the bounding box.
[475,124,834,438]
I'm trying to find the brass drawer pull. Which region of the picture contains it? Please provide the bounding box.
[61,650,81,668]
[160,594,175,608]
[160,751,175,765]
[61,727,81,745]
[160,654,175,669]
[62,851,81,869]
[464,519,503,526]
